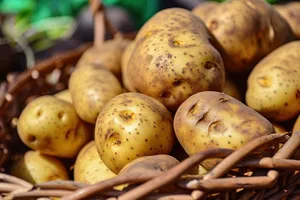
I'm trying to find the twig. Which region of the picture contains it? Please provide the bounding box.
[35,180,86,190]
[0,173,32,188]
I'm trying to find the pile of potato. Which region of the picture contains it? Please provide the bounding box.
[11,0,300,188]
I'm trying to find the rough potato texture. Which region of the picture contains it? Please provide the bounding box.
[275,2,300,39]
[95,93,175,173]
[17,96,92,158]
[203,0,295,73]
[192,2,219,21]
[174,91,274,169]
[293,115,300,133]
[246,41,300,121]
[69,65,123,124]
[126,8,225,111]
[74,141,116,184]
[54,90,72,104]
[223,77,242,101]
[121,41,136,92]
[10,151,69,184]
[77,37,131,79]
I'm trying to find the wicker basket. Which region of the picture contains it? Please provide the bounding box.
[1,1,300,200]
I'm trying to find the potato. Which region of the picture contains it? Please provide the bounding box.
[74,141,116,184]
[174,91,275,169]
[10,151,69,184]
[275,2,300,39]
[192,2,218,21]
[17,96,92,158]
[69,65,123,124]
[77,37,131,79]
[121,41,136,92]
[272,123,287,134]
[223,77,242,101]
[54,90,72,104]
[95,92,175,173]
[125,8,225,111]
[202,0,295,73]
[246,41,300,122]
[293,115,300,133]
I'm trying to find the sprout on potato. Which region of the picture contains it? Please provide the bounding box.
[95,92,175,173]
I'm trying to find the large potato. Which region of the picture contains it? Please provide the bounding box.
[74,141,116,184]
[275,2,300,39]
[192,2,219,21]
[10,151,69,184]
[95,92,175,173]
[202,0,295,73]
[77,37,131,79]
[54,89,72,104]
[69,65,123,124]
[17,96,92,158]
[125,8,225,111]
[174,91,275,169]
[293,115,300,133]
[246,41,300,122]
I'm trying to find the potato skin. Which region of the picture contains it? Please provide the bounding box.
[275,2,300,39]
[77,37,131,79]
[192,2,218,21]
[126,8,225,111]
[223,77,242,101]
[95,92,175,173]
[54,90,72,104]
[293,115,300,133]
[74,141,116,184]
[17,96,92,158]
[10,151,69,184]
[203,0,295,73]
[121,41,136,92]
[69,65,123,124]
[246,41,300,122]
[174,91,274,169]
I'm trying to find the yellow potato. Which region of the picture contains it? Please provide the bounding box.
[17,96,92,158]
[125,8,225,111]
[121,41,136,92]
[174,91,275,169]
[192,2,219,21]
[10,151,69,184]
[275,2,300,39]
[246,41,300,121]
[223,77,242,101]
[77,37,131,79]
[95,92,175,173]
[293,115,300,133]
[203,0,295,73]
[54,90,72,104]
[74,141,116,184]
[69,65,123,124]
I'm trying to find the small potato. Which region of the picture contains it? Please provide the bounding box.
[74,141,116,184]
[54,90,72,104]
[121,41,136,92]
[275,2,300,39]
[95,92,175,173]
[69,65,123,124]
[203,0,295,73]
[293,115,300,133]
[77,37,131,79]
[192,2,219,21]
[246,41,300,121]
[10,151,69,184]
[174,91,274,169]
[17,96,92,158]
[126,8,225,111]
[223,77,242,101]
[272,123,287,134]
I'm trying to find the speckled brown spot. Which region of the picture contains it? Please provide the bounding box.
[204,62,217,70]
[296,90,300,99]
